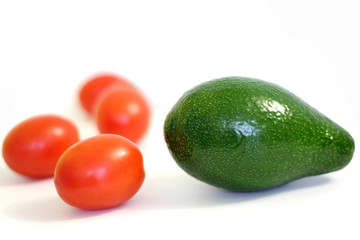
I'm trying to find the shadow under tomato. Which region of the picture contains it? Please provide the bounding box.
[1,172,332,222]
[1,195,116,222]
[0,167,50,187]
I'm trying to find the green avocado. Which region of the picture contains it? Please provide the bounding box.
[163,76,355,191]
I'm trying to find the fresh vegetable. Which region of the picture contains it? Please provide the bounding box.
[54,134,145,210]
[95,88,150,143]
[79,73,134,114]
[2,114,79,178]
[164,76,355,191]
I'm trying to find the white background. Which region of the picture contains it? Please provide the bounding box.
[0,0,359,239]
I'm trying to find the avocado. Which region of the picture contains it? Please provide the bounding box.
[163,77,355,191]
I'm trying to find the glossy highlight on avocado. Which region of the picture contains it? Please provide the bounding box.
[164,77,355,191]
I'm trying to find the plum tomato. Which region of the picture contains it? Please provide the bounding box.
[95,88,150,143]
[2,115,80,178]
[79,73,134,114]
[54,134,145,210]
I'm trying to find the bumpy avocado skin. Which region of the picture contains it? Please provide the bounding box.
[164,77,355,191]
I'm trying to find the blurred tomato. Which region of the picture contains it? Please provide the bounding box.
[54,134,145,210]
[95,88,150,143]
[2,115,80,178]
[79,73,134,114]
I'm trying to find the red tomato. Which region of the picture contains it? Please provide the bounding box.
[95,88,150,143]
[2,115,80,178]
[79,73,134,114]
[54,134,145,210]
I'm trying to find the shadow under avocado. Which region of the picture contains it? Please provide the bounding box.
[134,172,331,210]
